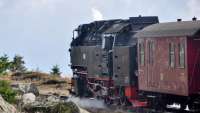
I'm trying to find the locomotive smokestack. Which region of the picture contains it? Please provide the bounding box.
[192,17,197,21]
[177,19,182,22]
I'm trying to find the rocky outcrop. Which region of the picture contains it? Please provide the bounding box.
[0,95,18,113]
[22,93,36,105]
[23,101,80,113]
[12,83,39,96]
[16,91,90,113]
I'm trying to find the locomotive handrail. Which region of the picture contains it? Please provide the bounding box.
[74,71,88,75]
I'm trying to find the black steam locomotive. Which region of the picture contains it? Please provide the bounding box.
[69,16,200,112]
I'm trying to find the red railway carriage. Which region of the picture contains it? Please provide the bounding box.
[136,20,200,96]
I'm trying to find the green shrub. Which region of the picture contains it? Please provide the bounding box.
[52,102,80,113]
[0,80,16,103]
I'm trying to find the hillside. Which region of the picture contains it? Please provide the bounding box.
[0,72,71,96]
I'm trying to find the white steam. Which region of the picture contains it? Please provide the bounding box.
[91,8,103,21]
[187,0,200,17]
[68,97,106,109]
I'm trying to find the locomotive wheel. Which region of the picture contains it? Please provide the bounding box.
[180,104,187,111]
[188,101,200,112]
[147,96,166,111]
[123,97,132,106]
[104,97,113,105]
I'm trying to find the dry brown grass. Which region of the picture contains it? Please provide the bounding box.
[3,72,71,96]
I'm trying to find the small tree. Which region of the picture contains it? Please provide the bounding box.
[0,54,11,75]
[50,65,61,76]
[10,55,26,73]
[0,80,16,103]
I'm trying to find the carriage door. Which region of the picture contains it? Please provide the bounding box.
[146,40,155,87]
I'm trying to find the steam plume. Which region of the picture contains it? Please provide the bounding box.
[91,7,103,21]
[68,97,106,109]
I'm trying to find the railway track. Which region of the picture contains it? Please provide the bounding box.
[128,107,200,113]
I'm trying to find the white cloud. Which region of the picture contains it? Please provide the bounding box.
[91,7,103,21]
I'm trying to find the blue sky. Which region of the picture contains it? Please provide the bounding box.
[0,0,199,76]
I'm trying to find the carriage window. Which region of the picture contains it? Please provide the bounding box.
[148,41,154,65]
[139,43,145,66]
[169,43,175,68]
[178,43,185,68]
